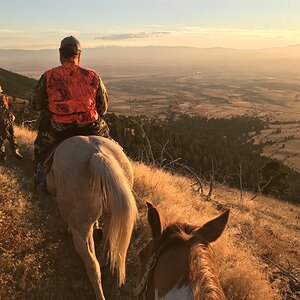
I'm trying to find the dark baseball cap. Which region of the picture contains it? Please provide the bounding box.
[60,36,81,53]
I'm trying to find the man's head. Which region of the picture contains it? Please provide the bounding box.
[59,36,81,64]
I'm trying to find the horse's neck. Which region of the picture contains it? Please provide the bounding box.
[152,242,190,299]
[189,244,226,300]
[152,243,225,300]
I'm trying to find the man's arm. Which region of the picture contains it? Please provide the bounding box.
[32,74,47,111]
[96,77,108,116]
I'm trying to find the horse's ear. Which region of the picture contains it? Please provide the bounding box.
[146,202,162,239]
[196,210,229,243]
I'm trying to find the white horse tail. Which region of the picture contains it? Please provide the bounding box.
[90,151,137,286]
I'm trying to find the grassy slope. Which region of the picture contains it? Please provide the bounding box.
[0,68,37,100]
[0,126,299,300]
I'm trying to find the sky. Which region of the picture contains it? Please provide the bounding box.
[0,0,299,50]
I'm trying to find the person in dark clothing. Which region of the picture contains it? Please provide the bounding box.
[0,85,23,162]
[32,36,109,183]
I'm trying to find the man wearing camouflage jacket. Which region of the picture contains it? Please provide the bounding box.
[32,36,109,183]
[0,85,23,162]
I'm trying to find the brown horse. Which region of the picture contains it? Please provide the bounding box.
[135,202,229,300]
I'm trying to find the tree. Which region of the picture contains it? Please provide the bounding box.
[260,161,289,197]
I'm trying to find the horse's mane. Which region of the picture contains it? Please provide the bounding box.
[156,222,225,300]
[189,244,225,299]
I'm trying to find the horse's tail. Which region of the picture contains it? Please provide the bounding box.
[90,152,137,286]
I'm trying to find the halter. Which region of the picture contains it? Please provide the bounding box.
[134,243,165,299]
[134,225,193,299]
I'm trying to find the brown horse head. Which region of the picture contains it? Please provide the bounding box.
[135,202,229,300]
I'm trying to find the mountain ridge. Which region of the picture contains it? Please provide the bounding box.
[1,43,300,79]
[0,67,36,99]
[1,43,300,51]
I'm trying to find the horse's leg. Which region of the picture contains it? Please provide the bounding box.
[100,211,111,267]
[71,226,105,300]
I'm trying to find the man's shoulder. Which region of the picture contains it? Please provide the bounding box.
[46,65,62,72]
[44,65,63,76]
[78,65,99,78]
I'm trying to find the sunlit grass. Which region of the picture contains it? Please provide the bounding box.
[0,126,298,299]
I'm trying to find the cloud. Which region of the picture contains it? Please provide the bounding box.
[95,31,171,40]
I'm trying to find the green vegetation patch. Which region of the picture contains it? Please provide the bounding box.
[108,114,300,203]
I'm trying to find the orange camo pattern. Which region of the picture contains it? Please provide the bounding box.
[1,95,9,109]
[45,62,99,124]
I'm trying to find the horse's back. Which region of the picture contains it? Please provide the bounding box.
[55,135,127,166]
[47,135,133,197]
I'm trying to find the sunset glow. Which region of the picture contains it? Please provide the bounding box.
[0,0,299,49]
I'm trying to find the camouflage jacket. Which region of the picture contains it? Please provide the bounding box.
[0,94,14,137]
[0,94,14,124]
[32,71,109,117]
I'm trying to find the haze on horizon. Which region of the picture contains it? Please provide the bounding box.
[0,0,300,50]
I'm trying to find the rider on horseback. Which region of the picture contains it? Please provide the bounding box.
[0,85,23,162]
[32,36,109,184]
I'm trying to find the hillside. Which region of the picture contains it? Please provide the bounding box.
[108,114,300,203]
[0,126,299,300]
[0,67,36,99]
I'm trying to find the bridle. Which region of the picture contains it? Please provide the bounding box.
[134,225,195,299]
[134,243,165,300]
[134,252,157,299]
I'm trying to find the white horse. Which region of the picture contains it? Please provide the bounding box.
[46,135,137,300]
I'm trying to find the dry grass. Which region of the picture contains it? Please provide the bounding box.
[15,126,36,154]
[0,126,299,299]
[132,163,287,300]
[0,166,44,299]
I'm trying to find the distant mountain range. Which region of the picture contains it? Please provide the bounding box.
[0,43,299,100]
[1,45,300,79]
